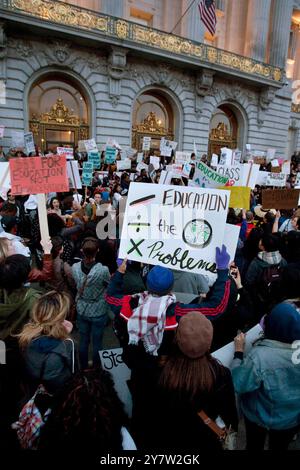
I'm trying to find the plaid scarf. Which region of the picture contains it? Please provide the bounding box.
[126,292,176,356]
[11,385,51,450]
[258,250,282,265]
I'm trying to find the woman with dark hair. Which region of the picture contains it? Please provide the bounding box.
[38,369,136,452]
[142,312,238,451]
[48,197,63,218]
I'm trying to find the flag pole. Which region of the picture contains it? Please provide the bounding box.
[170,0,197,34]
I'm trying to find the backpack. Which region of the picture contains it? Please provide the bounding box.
[257,264,283,309]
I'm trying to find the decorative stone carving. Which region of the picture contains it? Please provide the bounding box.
[53,41,71,63]
[0,21,7,81]
[107,46,127,107]
[258,86,276,126]
[195,70,215,118]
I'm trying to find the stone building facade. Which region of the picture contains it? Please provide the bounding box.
[0,0,300,158]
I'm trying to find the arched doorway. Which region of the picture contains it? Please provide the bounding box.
[132,90,177,152]
[208,103,246,157]
[28,72,90,152]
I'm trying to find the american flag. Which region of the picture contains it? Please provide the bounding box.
[198,0,217,36]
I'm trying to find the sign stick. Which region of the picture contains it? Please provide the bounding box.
[37,193,50,242]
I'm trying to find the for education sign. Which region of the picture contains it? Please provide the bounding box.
[119,182,230,278]
[9,155,69,195]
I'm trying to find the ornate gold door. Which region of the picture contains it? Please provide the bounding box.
[208,122,237,157]
[29,98,89,152]
[132,111,174,151]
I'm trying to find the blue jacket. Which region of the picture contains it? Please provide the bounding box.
[106,269,234,323]
[232,339,300,430]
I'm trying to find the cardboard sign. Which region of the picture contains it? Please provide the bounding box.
[99,348,132,417]
[150,156,160,170]
[175,152,191,164]
[105,147,117,164]
[142,136,151,151]
[10,155,69,195]
[265,173,286,187]
[212,324,263,368]
[262,189,300,210]
[117,159,131,171]
[83,139,97,152]
[67,160,82,190]
[118,183,230,279]
[219,186,251,209]
[57,147,74,159]
[88,151,101,169]
[0,125,4,139]
[82,161,93,186]
[193,161,229,188]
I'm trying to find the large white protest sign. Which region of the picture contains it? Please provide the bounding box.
[160,138,177,156]
[193,161,229,188]
[117,159,131,171]
[175,151,191,164]
[142,136,151,151]
[11,130,24,148]
[67,160,82,189]
[99,348,132,417]
[265,172,287,187]
[119,183,230,279]
[212,324,263,368]
[216,164,259,189]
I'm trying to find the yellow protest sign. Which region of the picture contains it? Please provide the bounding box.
[219,186,251,209]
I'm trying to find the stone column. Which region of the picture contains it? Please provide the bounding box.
[225,0,248,55]
[101,0,124,18]
[269,0,294,68]
[244,0,271,61]
[181,0,205,43]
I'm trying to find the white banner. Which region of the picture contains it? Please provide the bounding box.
[119,183,230,279]
[193,161,229,188]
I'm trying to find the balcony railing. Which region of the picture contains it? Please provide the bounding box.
[0,0,284,84]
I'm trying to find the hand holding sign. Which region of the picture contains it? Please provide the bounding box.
[216,245,230,270]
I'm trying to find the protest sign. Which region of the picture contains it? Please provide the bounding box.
[137,153,144,163]
[219,148,233,166]
[245,144,251,151]
[219,186,251,209]
[117,159,131,171]
[83,139,97,152]
[281,161,291,175]
[265,172,286,187]
[105,147,117,164]
[10,155,69,195]
[82,161,93,186]
[266,148,276,161]
[212,324,263,368]
[159,170,173,185]
[67,160,82,190]
[24,132,35,155]
[0,125,4,139]
[150,156,160,170]
[175,152,191,164]
[160,138,177,156]
[233,149,242,165]
[88,151,101,169]
[142,136,151,151]
[210,154,219,167]
[118,183,230,279]
[11,130,24,149]
[99,348,132,417]
[193,161,229,188]
[77,140,86,152]
[216,165,243,186]
[182,162,192,178]
[0,162,10,191]
[262,189,300,210]
[121,147,137,160]
[136,162,148,172]
[167,164,183,178]
[57,147,74,159]
[256,171,268,186]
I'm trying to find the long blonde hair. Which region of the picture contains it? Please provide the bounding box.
[18,290,70,348]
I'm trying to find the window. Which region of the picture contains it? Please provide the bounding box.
[130,7,153,26]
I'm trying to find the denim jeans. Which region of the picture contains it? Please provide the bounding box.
[77,314,108,369]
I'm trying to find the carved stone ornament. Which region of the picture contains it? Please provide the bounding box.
[195,70,215,118]
[257,86,276,126]
[107,47,128,107]
[53,41,70,63]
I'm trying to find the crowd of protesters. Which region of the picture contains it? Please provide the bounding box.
[0,144,299,453]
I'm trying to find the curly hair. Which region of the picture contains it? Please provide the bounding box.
[38,369,128,452]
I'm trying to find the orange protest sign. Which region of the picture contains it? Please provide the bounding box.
[10,155,69,195]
